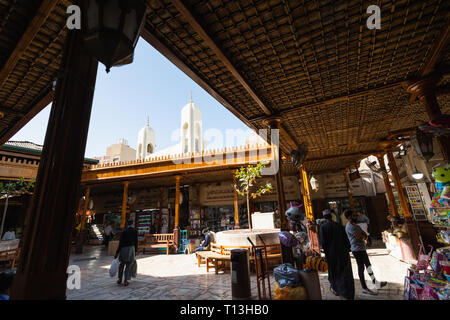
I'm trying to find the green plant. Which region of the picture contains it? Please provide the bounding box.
[0,178,35,196]
[0,178,35,237]
[234,162,273,229]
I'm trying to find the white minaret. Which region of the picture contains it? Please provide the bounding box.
[137,116,156,160]
[180,93,203,154]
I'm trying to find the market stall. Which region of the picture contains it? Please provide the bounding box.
[402,166,450,300]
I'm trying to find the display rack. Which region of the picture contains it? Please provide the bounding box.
[405,185,428,221]
[136,210,152,236]
[204,206,234,232]
[189,209,203,238]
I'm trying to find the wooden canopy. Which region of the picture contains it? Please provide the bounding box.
[1,0,449,173]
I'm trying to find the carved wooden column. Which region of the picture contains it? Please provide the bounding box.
[75,186,91,254]
[120,181,130,229]
[386,150,421,259]
[343,169,355,212]
[406,75,450,162]
[174,175,181,249]
[157,187,164,233]
[265,117,289,230]
[300,166,320,255]
[10,30,98,300]
[376,154,398,226]
[265,117,293,264]
[232,172,240,229]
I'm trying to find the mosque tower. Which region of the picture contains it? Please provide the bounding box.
[180,93,203,154]
[136,116,156,160]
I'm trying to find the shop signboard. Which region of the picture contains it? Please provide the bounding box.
[322,173,365,198]
[199,176,302,206]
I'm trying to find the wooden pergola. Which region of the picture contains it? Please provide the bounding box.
[1,0,449,299]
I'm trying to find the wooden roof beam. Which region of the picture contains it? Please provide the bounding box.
[0,87,54,146]
[249,74,450,123]
[140,27,257,133]
[305,150,382,163]
[421,25,450,77]
[169,0,272,116]
[168,0,299,152]
[0,0,60,90]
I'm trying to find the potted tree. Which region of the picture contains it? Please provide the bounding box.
[234,162,273,230]
[0,178,35,238]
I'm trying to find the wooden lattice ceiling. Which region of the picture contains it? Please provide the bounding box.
[0,0,449,173]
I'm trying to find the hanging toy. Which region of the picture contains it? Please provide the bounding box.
[285,202,306,232]
[432,166,450,193]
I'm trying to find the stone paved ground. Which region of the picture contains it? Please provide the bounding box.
[67,240,409,300]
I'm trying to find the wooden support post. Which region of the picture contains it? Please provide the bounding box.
[173,175,181,249]
[343,169,355,212]
[232,172,240,229]
[407,76,450,162]
[157,187,164,233]
[265,117,293,264]
[300,166,320,255]
[80,187,91,231]
[10,30,98,300]
[376,154,399,226]
[75,186,91,254]
[120,181,130,229]
[386,150,421,259]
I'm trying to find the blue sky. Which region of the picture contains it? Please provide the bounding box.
[11,39,252,158]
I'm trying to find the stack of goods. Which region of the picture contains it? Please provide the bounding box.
[273,263,308,300]
[404,246,450,300]
[303,256,328,272]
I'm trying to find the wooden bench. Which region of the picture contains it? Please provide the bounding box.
[139,233,175,255]
[197,243,230,274]
[0,248,20,270]
[197,243,282,274]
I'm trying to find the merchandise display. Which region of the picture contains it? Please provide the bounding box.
[403,246,450,300]
[429,166,450,245]
[189,209,204,238]
[204,206,234,232]
[136,210,153,236]
[403,168,450,300]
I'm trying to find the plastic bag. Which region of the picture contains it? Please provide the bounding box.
[273,282,308,300]
[131,260,137,278]
[278,231,298,247]
[274,263,302,288]
[109,258,119,277]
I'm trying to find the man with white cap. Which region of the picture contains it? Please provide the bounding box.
[319,209,355,300]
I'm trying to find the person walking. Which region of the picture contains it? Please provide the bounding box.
[114,220,138,286]
[344,210,387,295]
[319,209,355,300]
[104,223,114,247]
